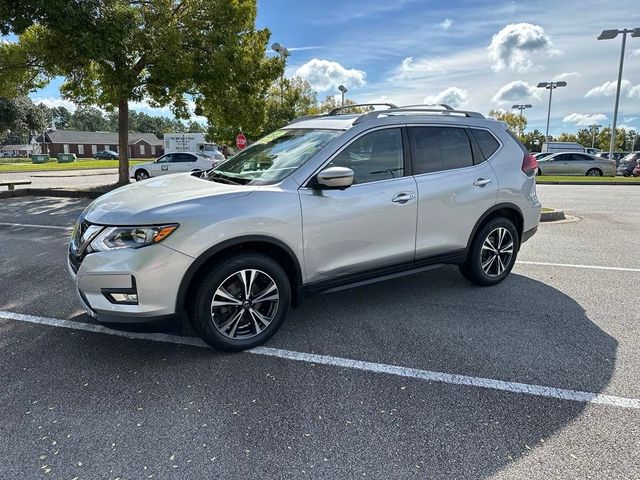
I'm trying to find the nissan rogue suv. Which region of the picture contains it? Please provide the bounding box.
[68,104,541,351]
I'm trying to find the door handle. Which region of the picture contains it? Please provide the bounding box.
[392,192,416,204]
[473,178,492,187]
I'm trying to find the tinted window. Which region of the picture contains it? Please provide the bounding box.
[470,128,500,159]
[409,127,474,174]
[157,154,173,163]
[176,153,197,162]
[328,128,403,184]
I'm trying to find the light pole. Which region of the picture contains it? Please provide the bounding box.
[271,42,290,105]
[589,124,602,149]
[597,27,640,159]
[511,104,532,136]
[537,81,567,140]
[338,85,348,106]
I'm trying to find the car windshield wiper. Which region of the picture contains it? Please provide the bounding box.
[207,170,246,185]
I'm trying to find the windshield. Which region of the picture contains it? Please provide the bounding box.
[208,128,341,185]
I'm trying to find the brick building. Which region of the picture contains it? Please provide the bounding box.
[36,130,163,158]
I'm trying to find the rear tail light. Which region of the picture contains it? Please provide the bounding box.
[522,153,538,176]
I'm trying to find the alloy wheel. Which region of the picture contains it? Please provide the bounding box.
[210,269,279,339]
[480,227,514,277]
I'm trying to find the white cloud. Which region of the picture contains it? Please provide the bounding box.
[562,113,608,126]
[31,97,77,112]
[295,58,366,92]
[623,116,638,123]
[585,79,632,98]
[616,124,636,131]
[554,72,581,81]
[423,87,469,108]
[439,18,452,30]
[396,56,445,80]
[630,48,640,57]
[492,81,539,103]
[628,84,640,98]
[488,23,560,72]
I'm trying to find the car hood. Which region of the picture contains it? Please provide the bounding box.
[82,173,254,225]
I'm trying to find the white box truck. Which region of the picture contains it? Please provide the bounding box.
[542,141,586,154]
[164,133,224,160]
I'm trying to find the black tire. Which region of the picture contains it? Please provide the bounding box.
[189,253,291,351]
[460,217,519,286]
[536,168,542,176]
[585,168,602,177]
[134,169,150,181]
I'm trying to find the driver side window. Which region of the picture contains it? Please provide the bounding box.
[157,154,174,163]
[328,128,404,184]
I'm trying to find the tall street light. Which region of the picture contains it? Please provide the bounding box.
[512,104,532,136]
[537,81,567,140]
[597,27,640,159]
[589,124,602,149]
[271,42,290,105]
[338,85,348,106]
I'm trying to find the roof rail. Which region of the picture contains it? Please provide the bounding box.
[327,103,397,116]
[396,103,454,111]
[353,106,485,125]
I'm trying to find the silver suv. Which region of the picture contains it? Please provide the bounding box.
[68,104,541,351]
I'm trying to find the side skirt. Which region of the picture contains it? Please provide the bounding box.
[299,249,466,299]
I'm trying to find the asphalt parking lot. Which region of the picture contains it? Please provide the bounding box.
[1,185,639,479]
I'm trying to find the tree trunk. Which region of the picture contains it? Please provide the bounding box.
[117,97,130,185]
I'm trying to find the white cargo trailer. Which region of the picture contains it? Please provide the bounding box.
[163,133,223,160]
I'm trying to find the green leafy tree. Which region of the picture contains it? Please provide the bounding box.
[556,132,578,143]
[521,129,545,152]
[51,106,71,129]
[0,0,281,184]
[69,106,109,132]
[0,95,47,143]
[488,109,527,136]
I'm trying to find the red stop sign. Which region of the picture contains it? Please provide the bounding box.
[236,133,247,150]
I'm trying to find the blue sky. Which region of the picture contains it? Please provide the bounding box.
[24,0,640,136]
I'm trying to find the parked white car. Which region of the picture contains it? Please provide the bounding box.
[130,152,221,181]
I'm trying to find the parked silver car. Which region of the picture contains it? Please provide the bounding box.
[68,104,541,351]
[537,152,616,176]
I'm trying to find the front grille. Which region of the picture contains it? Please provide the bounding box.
[69,218,101,273]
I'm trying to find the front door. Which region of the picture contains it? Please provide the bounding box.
[299,127,418,283]
[150,154,175,176]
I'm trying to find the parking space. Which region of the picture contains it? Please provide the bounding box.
[1,185,639,479]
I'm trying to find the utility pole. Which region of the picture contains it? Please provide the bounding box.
[537,82,567,140]
[590,124,602,148]
[511,104,532,136]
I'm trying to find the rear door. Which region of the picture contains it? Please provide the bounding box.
[172,153,199,172]
[545,153,569,175]
[410,125,498,259]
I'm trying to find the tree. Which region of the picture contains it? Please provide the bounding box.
[0,95,47,143]
[68,106,109,132]
[488,109,527,136]
[51,106,71,129]
[556,132,577,143]
[521,129,545,152]
[0,0,281,184]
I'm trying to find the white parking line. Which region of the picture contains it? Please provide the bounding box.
[517,260,640,273]
[0,221,72,231]
[1,309,639,410]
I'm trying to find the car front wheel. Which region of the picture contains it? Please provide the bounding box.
[459,217,519,286]
[134,169,150,181]
[190,253,291,351]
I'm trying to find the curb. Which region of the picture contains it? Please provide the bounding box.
[537,181,640,186]
[0,188,107,200]
[540,209,566,222]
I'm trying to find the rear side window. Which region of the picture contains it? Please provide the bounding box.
[409,127,474,174]
[470,129,500,160]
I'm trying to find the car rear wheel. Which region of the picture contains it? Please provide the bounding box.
[459,217,519,286]
[134,169,150,181]
[189,253,291,351]
[586,168,602,177]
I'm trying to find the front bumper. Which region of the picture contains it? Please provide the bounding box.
[68,243,194,326]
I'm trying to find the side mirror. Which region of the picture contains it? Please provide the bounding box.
[316,166,354,189]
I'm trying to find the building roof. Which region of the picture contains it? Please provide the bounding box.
[40,130,163,146]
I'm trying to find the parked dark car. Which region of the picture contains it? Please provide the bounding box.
[597,151,629,166]
[617,152,640,176]
[95,150,119,160]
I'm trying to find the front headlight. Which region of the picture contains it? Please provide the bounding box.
[90,224,179,252]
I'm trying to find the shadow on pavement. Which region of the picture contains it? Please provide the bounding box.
[0,266,618,479]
